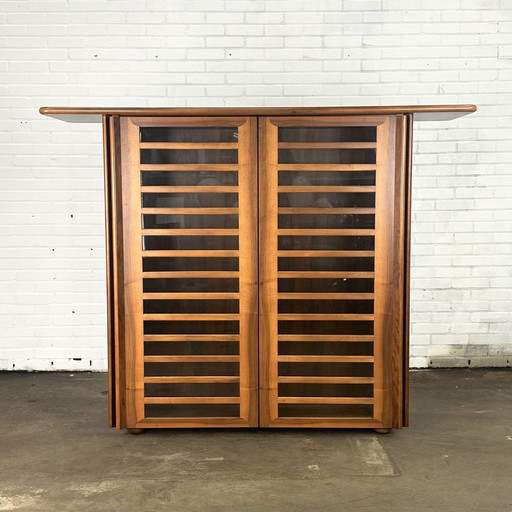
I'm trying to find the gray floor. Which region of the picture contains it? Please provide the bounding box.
[0,369,511,512]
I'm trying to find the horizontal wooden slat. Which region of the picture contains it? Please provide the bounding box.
[277,335,374,342]
[278,397,375,404]
[142,207,239,215]
[144,376,240,384]
[278,142,376,149]
[278,355,374,363]
[138,418,248,427]
[142,229,238,236]
[140,142,237,149]
[278,376,374,384]
[278,229,375,236]
[144,334,240,342]
[144,396,241,404]
[143,292,240,300]
[278,207,375,215]
[278,250,375,257]
[143,250,239,257]
[278,271,374,279]
[140,164,238,171]
[278,164,376,171]
[278,293,373,300]
[278,313,374,321]
[143,313,239,321]
[143,271,239,278]
[144,355,240,363]
[278,186,376,193]
[141,186,238,193]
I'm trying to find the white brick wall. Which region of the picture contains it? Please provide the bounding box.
[1,0,511,371]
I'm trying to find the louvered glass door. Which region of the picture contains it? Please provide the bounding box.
[120,117,258,428]
[259,116,404,428]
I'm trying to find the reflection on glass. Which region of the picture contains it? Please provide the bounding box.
[278,171,375,187]
[141,149,237,165]
[278,257,374,272]
[144,321,239,334]
[278,404,373,418]
[278,341,373,356]
[278,362,373,377]
[278,126,376,143]
[144,300,239,314]
[278,383,373,397]
[278,321,374,335]
[142,214,238,229]
[142,192,238,208]
[141,171,238,187]
[278,193,374,208]
[278,149,375,165]
[145,404,240,418]
[278,300,374,314]
[144,362,239,376]
[140,127,238,143]
[278,278,374,293]
[278,236,374,251]
[278,214,374,229]
[143,278,239,293]
[143,236,239,251]
[143,257,238,272]
[144,341,239,355]
[145,383,239,397]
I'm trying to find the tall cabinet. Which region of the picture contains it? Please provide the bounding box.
[40,105,476,433]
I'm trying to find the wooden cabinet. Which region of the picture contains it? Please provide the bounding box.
[40,105,476,433]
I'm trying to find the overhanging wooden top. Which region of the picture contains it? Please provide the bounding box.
[39,104,476,123]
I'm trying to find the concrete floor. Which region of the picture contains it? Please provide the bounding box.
[0,369,511,512]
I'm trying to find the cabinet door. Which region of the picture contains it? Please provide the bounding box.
[259,116,406,428]
[119,116,258,428]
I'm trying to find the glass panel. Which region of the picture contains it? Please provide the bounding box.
[145,404,240,418]
[142,214,238,229]
[278,300,374,314]
[143,278,239,293]
[278,149,375,165]
[144,300,239,314]
[278,126,376,143]
[278,257,373,272]
[142,192,238,208]
[143,257,238,272]
[278,404,373,418]
[144,341,239,355]
[278,171,375,186]
[278,362,373,377]
[278,321,374,335]
[140,127,238,143]
[144,362,239,376]
[278,342,373,356]
[143,236,239,251]
[279,383,373,397]
[141,171,238,187]
[141,149,237,165]
[145,383,239,397]
[278,215,374,229]
[278,278,373,294]
[278,236,374,251]
[144,321,239,335]
[278,192,374,208]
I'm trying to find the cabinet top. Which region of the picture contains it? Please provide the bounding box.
[39,104,476,123]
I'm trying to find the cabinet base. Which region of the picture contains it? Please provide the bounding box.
[374,428,391,434]
[126,428,145,435]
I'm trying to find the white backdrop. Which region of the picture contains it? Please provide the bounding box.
[1,0,511,370]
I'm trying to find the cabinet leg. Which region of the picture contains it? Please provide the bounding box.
[374,428,391,434]
[126,428,145,435]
